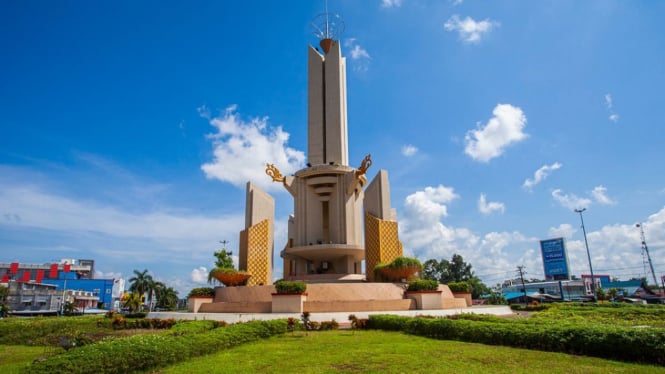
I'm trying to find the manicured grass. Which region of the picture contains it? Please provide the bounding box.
[161,330,665,374]
[0,345,63,374]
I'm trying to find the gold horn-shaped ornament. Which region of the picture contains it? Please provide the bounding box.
[355,154,372,178]
[265,163,285,183]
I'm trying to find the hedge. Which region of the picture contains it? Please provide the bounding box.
[274,280,307,294]
[21,319,287,374]
[407,279,439,292]
[366,314,665,365]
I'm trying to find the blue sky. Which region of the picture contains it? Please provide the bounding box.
[2,1,664,295]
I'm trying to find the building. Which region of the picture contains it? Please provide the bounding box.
[4,281,62,315]
[238,14,403,285]
[502,280,588,301]
[0,259,123,311]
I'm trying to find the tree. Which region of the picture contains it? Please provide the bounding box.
[449,254,473,282]
[122,292,143,312]
[129,269,154,300]
[213,249,234,269]
[422,259,449,283]
[596,286,607,301]
[487,292,508,305]
[0,286,10,317]
[423,254,489,299]
[62,301,78,315]
[155,286,179,311]
[468,277,490,299]
[422,254,473,283]
[208,244,249,286]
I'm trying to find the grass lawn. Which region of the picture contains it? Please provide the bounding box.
[160,330,665,374]
[0,345,63,374]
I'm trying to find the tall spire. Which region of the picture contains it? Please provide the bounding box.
[310,8,345,54]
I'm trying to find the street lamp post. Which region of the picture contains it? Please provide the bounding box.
[575,208,597,302]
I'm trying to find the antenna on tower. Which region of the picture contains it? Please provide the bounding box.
[636,223,658,288]
[310,0,345,53]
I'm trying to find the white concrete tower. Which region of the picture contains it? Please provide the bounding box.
[267,14,368,280]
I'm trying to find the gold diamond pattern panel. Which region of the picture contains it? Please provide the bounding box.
[364,212,403,281]
[243,218,272,286]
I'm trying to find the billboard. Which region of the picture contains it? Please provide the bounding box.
[540,238,570,281]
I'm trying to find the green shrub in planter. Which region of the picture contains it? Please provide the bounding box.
[375,257,423,282]
[187,287,215,298]
[407,279,439,292]
[447,281,471,293]
[274,280,307,294]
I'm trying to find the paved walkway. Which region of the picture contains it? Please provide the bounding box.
[148,305,513,324]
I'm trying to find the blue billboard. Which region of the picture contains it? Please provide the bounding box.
[540,238,570,281]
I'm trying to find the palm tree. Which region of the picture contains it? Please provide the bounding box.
[122,292,143,312]
[148,281,166,311]
[129,269,153,302]
[155,286,179,311]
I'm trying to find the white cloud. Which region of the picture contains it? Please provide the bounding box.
[591,185,616,205]
[444,15,499,44]
[404,185,459,224]
[344,38,371,72]
[464,104,528,163]
[401,144,418,157]
[478,193,505,215]
[350,45,370,60]
[605,93,619,123]
[548,223,576,239]
[605,94,613,109]
[201,105,305,192]
[523,162,562,191]
[381,0,403,8]
[451,0,464,5]
[191,267,208,283]
[552,189,592,211]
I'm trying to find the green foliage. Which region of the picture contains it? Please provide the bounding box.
[447,281,471,293]
[122,292,143,313]
[207,268,251,286]
[486,292,508,305]
[423,254,472,283]
[390,256,423,269]
[530,303,665,328]
[128,269,153,299]
[510,303,550,312]
[213,249,234,269]
[21,319,287,374]
[375,257,423,282]
[187,287,215,298]
[274,280,307,294]
[366,314,665,365]
[407,279,439,292]
[423,254,489,298]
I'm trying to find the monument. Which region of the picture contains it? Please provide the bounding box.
[196,13,466,314]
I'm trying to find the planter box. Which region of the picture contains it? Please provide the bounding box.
[187,296,214,313]
[271,293,307,313]
[453,292,472,307]
[405,290,443,310]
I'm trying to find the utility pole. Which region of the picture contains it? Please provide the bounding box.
[575,208,597,302]
[636,223,659,290]
[517,265,527,305]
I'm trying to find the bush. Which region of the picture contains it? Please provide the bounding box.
[274,280,307,294]
[447,281,471,293]
[366,314,665,365]
[375,257,423,282]
[187,287,215,298]
[22,319,287,374]
[407,279,439,292]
